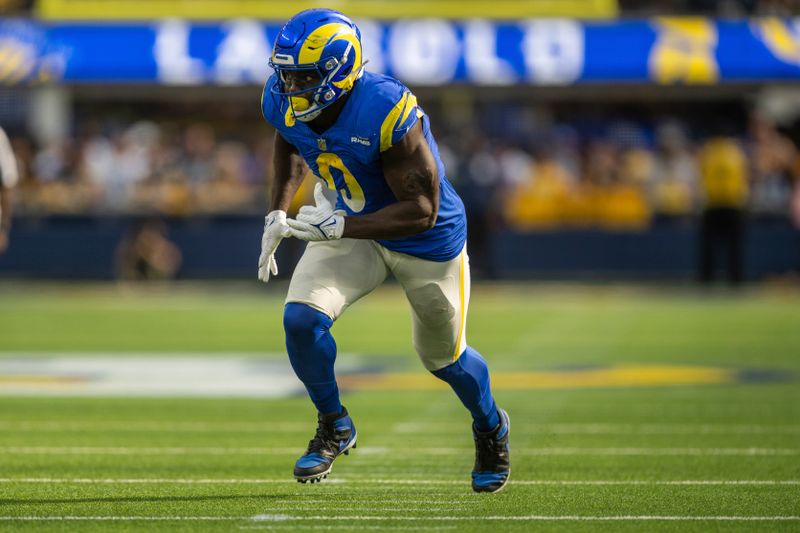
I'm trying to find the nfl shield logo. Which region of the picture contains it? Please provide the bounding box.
[317,138,327,151]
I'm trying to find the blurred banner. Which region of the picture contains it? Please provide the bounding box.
[36,0,619,20]
[2,17,800,85]
[0,19,65,83]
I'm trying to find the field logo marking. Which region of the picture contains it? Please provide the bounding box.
[339,365,791,391]
[0,355,791,396]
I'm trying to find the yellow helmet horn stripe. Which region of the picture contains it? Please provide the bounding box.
[297,22,359,65]
[330,33,363,91]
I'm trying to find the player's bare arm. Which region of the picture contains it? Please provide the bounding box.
[257,131,306,283]
[342,121,439,239]
[270,131,307,211]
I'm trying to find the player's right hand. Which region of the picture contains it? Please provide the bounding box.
[285,183,345,242]
[258,210,291,283]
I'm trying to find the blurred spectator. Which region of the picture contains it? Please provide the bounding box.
[181,123,216,185]
[194,140,256,213]
[651,122,698,216]
[115,218,182,281]
[461,133,507,277]
[0,125,18,254]
[504,145,571,230]
[748,114,796,217]
[130,123,192,216]
[697,134,749,284]
[32,136,94,213]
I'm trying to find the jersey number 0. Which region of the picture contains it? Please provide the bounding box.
[316,153,366,213]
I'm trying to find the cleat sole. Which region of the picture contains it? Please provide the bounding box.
[473,473,510,494]
[294,433,357,483]
[294,465,333,484]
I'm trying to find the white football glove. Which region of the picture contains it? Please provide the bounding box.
[258,210,291,283]
[286,183,345,241]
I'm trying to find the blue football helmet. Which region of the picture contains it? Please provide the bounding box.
[269,9,365,125]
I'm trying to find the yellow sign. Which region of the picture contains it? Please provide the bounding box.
[752,17,800,66]
[649,17,719,84]
[36,0,618,21]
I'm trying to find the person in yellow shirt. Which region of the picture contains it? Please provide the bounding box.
[697,134,749,285]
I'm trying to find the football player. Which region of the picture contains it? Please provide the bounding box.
[258,9,509,493]
[0,126,18,255]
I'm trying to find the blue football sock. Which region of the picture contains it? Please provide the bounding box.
[432,346,499,432]
[284,303,341,415]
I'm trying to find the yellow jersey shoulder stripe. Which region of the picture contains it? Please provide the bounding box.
[379,91,419,152]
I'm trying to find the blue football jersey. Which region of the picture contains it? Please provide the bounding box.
[261,71,466,262]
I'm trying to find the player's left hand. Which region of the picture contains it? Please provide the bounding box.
[286,183,345,241]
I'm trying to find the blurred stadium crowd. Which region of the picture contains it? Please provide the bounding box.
[1,0,799,232]
[8,120,271,216]
[4,106,799,231]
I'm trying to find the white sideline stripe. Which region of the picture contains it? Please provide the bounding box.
[1,478,798,486]
[2,516,799,522]
[0,446,797,456]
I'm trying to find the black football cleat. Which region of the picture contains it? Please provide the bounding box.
[471,408,510,493]
[294,406,357,483]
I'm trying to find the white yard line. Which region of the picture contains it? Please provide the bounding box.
[1,446,796,456]
[348,479,800,486]
[393,422,800,435]
[0,421,310,432]
[513,447,800,456]
[1,516,799,522]
[2,421,799,434]
[1,517,241,521]
[1,478,798,486]
[240,527,457,531]
[0,446,296,455]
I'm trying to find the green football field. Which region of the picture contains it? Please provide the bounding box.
[0,281,799,532]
